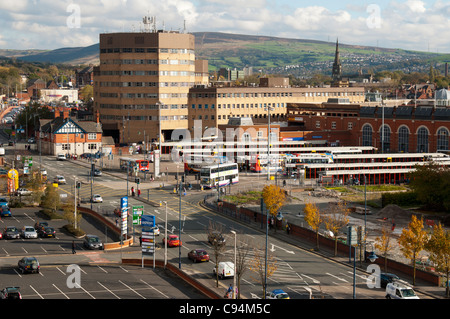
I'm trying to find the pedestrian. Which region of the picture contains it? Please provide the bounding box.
[137,188,141,197]
[286,223,291,235]
[72,241,76,254]
[139,236,142,246]
[131,186,135,197]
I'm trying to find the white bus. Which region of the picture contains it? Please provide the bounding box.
[200,163,239,189]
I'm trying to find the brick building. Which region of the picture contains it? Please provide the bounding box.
[287,101,450,153]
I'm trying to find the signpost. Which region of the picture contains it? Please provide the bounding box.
[141,214,156,268]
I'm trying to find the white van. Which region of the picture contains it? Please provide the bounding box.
[213,262,235,279]
[385,280,419,299]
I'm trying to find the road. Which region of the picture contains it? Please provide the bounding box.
[0,145,433,300]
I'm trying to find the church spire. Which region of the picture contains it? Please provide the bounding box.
[332,38,342,82]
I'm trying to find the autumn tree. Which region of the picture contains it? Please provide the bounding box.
[425,223,450,298]
[398,215,428,285]
[248,244,278,298]
[304,201,323,250]
[40,184,61,214]
[375,224,395,272]
[262,184,286,231]
[323,201,350,256]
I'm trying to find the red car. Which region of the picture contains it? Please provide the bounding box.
[188,249,210,263]
[163,235,182,247]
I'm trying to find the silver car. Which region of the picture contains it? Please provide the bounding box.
[83,234,103,250]
[21,226,38,239]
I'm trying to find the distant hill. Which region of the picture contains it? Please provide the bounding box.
[17,43,99,65]
[7,32,447,75]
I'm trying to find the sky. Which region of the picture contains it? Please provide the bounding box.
[0,0,449,53]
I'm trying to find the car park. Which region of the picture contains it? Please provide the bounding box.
[163,234,182,247]
[266,289,290,299]
[21,226,38,239]
[18,257,40,274]
[83,234,103,250]
[1,206,11,217]
[91,194,103,203]
[380,273,400,288]
[0,287,22,299]
[188,249,210,263]
[3,226,20,239]
[208,231,226,246]
[54,175,66,184]
[39,226,56,238]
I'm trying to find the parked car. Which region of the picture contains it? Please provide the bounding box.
[380,273,400,288]
[27,137,35,143]
[56,154,66,161]
[0,287,22,299]
[91,194,103,203]
[0,197,8,206]
[208,231,226,246]
[1,206,11,217]
[188,249,210,263]
[3,226,20,239]
[83,234,103,250]
[18,257,40,274]
[16,188,32,196]
[39,226,56,238]
[266,289,290,299]
[21,226,38,239]
[40,168,47,176]
[34,221,49,232]
[162,234,182,247]
[54,175,66,184]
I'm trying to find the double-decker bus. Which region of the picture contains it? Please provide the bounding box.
[119,157,150,172]
[249,154,284,173]
[183,154,227,173]
[200,163,239,188]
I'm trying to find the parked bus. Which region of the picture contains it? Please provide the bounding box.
[119,157,150,172]
[249,154,284,173]
[200,163,239,188]
[183,154,227,173]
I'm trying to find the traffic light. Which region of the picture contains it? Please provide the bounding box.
[76,181,81,189]
[135,178,140,184]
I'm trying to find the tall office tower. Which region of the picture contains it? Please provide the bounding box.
[94,28,207,145]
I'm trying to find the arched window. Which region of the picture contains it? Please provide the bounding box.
[362,125,372,146]
[242,132,251,143]
[437,128,449,151]
[380,125,391,152]
[417,127,429,153]
[398,126,409,153]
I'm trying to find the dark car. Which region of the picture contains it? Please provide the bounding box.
[34,221,49,232]
[0,287,21,299]
[3,226,20,239]
[188,249,210,263]
[380,273,400,288]
[208,231,226,246]
[83,234,103,250]
[18,257,40,274]
[39,226,56,238]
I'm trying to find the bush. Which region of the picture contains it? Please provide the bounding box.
[382,191,421,207]
[63,224,86,238]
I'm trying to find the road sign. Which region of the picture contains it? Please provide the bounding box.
[120,197,128,235]
[132,206,144,225]
[141,215,156,255]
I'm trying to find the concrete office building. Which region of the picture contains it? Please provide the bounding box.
[93,30,208,145]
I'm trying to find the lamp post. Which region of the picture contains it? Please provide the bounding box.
[230,230,237,299]
[163,201,168,269]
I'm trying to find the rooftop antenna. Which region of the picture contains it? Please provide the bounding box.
[183,20,186,34]
[143,15,154,33]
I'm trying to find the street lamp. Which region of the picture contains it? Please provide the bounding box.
[163,201,168,269]
[230,230,237,299]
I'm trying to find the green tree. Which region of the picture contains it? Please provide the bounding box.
[40,184,61,214]
[409,162,450,211]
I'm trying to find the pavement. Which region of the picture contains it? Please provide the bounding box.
[65,155,449,299]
